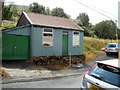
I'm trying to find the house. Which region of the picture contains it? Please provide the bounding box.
[2,11,84,60]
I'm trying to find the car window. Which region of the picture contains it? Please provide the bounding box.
[107,44,116,48]
[88,63,120,87]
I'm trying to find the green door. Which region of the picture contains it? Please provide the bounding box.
[62,34,68,55]
[2,34,14,60]
[14,35,29,60]
[2,34,29,60]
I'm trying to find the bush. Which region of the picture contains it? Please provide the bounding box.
[0,23,16,30]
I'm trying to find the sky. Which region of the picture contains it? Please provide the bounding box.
[4,0,120,25]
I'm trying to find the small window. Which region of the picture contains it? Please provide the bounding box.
[43,28,53,46]
[63,31,68,35]
[73,31,80,47]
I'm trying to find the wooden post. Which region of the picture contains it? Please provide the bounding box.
[69,52,72,66]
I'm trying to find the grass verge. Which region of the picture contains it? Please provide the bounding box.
[84,37,118,63]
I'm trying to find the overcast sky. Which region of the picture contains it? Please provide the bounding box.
[5,0,120,25]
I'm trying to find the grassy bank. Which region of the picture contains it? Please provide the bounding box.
[84,37,118,63]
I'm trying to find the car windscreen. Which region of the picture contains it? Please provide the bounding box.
[108,44,116,48]
[88,63,120,87]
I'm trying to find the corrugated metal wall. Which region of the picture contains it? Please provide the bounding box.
[2,25,30,36]
[31,26,84,57]
[68,30,84,55]
[2,25,84,59]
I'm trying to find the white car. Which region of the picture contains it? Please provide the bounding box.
[105,43,120,55]
[81,59,120,90]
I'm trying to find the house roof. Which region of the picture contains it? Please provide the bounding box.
[22,11,84,31]
[2,24,30,32]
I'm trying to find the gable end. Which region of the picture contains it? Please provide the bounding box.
[17,12,31,26]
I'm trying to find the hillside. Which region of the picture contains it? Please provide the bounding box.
[11,5,29,11]
[84,37,119,62]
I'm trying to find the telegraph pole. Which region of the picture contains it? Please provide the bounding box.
[118,1,120,59]
[0,0,4,27]
[115,20,120,59]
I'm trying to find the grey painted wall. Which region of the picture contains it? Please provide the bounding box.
[2,26,30,36]
[31,26,84,57]
[53,29,63,56]
[68,30,84,55]
[30,27,63,57]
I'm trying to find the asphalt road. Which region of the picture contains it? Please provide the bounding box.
[2,54,118,88]
[2,75,84,88]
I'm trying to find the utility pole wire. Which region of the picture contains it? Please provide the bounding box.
[74,0,119,23]
[74,0,120,58]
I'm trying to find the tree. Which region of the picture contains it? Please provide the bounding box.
[76,13,89,26]
[93,20,117,39]
[2,2,20,21]
[51,7,70,18]
[2,4,13,20]
[82,24,95,37]
[29,2,46,14]
[45,7,51,15]
[75,13,93,36]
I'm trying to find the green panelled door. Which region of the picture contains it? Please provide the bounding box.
[14,35,29,60]
[2,34,14,60]
[62,34,68,55]
[2,34,29,60]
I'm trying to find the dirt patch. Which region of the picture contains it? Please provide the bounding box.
[1,60,39,79]
[0,68,10,78]
[2,60,36,70]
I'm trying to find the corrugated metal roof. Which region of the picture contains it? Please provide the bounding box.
[23,12,84,31]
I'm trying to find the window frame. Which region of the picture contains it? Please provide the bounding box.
[72,31,80,47]
[42,28,54,47]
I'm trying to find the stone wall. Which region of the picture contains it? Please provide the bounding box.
[31,55,85,66]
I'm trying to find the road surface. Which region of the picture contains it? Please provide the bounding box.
[2,75,84,88]
[2,54,117,88]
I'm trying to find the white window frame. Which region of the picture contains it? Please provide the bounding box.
[42,28,53,47]
[73,31,80,47]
